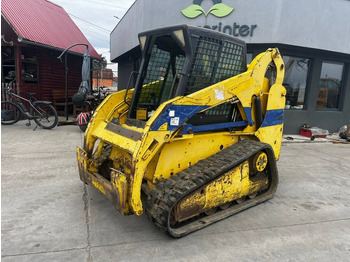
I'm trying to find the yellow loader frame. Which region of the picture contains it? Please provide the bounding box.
[77,48,286,218]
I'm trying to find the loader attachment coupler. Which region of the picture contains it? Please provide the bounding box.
[77,24,286,237]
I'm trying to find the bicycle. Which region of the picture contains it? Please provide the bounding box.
[1,79,58,129]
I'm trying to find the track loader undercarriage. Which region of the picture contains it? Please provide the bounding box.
[146,140,278,237]
[77,25,286,237]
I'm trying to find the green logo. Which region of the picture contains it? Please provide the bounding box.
[182,0,234,19]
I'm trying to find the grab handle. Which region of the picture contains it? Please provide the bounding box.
[124,71,139,106]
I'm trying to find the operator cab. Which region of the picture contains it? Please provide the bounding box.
[128,25,247,126]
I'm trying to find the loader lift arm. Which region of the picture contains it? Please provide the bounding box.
[129,48,285,215]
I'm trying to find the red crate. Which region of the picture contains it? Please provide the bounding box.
[300,128,327,138]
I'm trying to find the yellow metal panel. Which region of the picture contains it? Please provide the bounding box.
[255,124,284,160]
[152,132,238,183]
[111,170,130,215]
[175,160,268,222]
[109,147,132,175]
[136,108,147,120]
[265,84,287,110]
[90,122,139,154]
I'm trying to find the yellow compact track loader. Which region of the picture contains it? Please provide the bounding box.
[77,25,286,237]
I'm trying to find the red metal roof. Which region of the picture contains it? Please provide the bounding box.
[1,0,100,58]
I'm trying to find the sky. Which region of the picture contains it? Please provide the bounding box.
[50,0,136,75]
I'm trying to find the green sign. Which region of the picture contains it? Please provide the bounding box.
[181,1,258,37]
[182,0,234,18]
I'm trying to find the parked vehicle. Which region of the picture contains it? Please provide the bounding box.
[76,25,286,237]
[1,79,58,129]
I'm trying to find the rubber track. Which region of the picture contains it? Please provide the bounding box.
[146,140,278,237]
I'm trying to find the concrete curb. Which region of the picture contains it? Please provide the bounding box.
[282,134,348,144]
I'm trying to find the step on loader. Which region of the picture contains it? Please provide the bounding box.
[77,25,286,237]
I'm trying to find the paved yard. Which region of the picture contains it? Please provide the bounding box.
[1,121,350,261]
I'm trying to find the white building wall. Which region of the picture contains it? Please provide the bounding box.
[110,0,350,61]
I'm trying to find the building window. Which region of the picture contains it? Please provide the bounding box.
[283,56,310,110]
[2,47,16,83]
[246,53,253,64]
[316,61,344,110]
[21,48,39,83]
